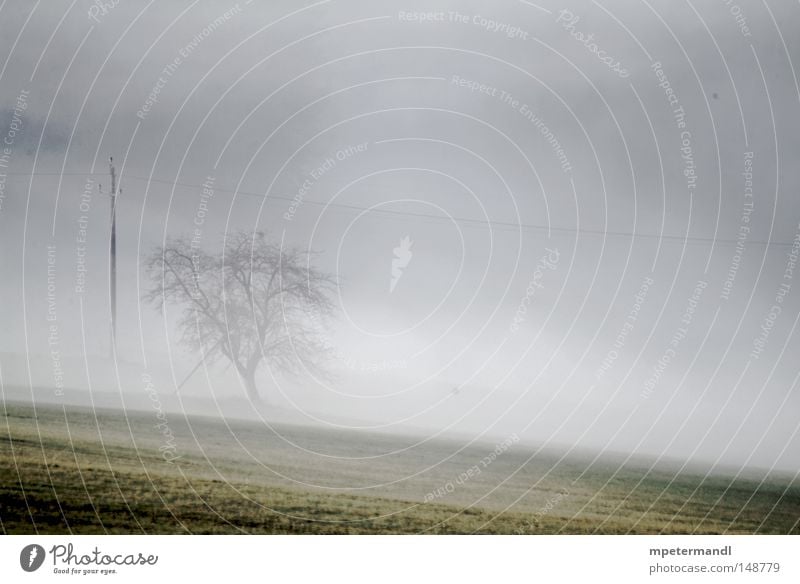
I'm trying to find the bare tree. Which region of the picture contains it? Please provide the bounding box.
[145,231,336,403]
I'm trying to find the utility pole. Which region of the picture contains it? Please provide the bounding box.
[109,156,117,353]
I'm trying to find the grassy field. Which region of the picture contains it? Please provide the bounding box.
[1,400,798,534]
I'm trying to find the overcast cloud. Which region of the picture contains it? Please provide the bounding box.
[1,0,799,471]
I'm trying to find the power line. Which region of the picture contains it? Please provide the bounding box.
[122,174,800,248]
[5,171,107,175]
[7,170,798,248]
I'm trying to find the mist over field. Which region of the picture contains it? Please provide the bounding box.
[1,0,800,537]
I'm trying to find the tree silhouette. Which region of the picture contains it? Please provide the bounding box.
[145,231,335,402]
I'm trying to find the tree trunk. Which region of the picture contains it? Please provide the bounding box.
[240,353,267,403]
[240,367,261,403]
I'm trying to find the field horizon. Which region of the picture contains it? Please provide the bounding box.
[1,400,797,535]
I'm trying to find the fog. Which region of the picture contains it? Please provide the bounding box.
[1,0,799,473]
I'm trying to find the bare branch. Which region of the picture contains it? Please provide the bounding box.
[144,231,337,401]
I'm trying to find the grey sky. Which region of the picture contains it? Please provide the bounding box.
[1,0,799,471]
